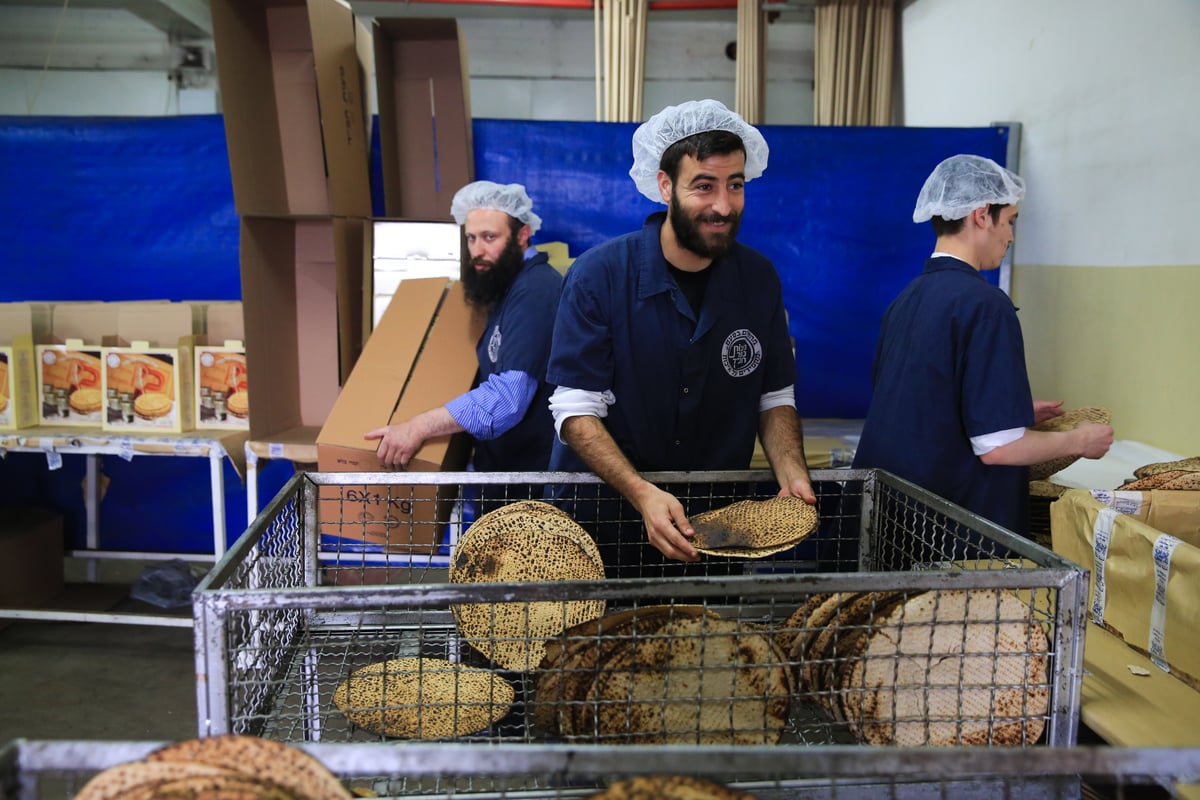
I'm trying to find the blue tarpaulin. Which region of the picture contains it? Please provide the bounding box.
[0,114,1008,551]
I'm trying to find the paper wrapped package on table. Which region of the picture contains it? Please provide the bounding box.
[1052,489,1200,690]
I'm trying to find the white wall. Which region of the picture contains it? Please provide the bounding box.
[901,0,1200,268]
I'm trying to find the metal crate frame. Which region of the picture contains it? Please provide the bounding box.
[194,469,1088,750]
[7,740,1200,800]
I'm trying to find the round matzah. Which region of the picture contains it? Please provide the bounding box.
[1028,479,1069,499]
[586,775,758,799]
[333,657,514,739]
[1133,456,1200,480]
[773,593,832,665]
[688,496,819,557]
[583,616,791,745]
[1155,472,1200,491]
[1117,470,1190,491]
[450,501,606,671]
[74,762,243,800]
[145,736,351,800]
[847,590,1050,746]
[1028,406,1111,480]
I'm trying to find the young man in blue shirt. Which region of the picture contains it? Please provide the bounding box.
[853,155,1113,536]
[366,182,562,481]
[546,100,815,577]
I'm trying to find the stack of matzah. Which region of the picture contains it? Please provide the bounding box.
[587,775,757,799]
[74,736,351,800]
[778,589,1050,746]
[450,500,606,671]
[534,605,792,744]
[1117,456,1200,490]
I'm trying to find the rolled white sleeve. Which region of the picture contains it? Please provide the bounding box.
[549,386,615,441]
[759,385,796,413]
[970,427,1026,456]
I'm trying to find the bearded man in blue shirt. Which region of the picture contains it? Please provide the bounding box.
[546,100,816,578]
[367,182,562,488]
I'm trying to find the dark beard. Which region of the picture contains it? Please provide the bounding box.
[461,233,525,309]
[668,188,741,260]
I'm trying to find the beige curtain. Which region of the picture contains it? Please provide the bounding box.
[596,0,648,122]
[814,0,894,126]
[735,0,765,124]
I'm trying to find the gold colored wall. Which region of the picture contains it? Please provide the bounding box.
[1013,264,1200,455]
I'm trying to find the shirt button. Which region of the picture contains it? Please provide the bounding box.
[675,439,681,445]
[682,387,689,394]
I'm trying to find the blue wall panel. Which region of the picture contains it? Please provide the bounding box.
[0,114,1008,551]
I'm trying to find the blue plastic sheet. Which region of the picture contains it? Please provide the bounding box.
[0,114,1007,551]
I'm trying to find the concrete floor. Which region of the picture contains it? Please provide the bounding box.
[0,562,198,744]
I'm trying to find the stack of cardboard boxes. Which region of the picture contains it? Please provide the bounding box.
[210,0,482,553]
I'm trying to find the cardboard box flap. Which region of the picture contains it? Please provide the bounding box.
[115,302,194,347]
[205,302,245,344]
[51,302,118,344]
[0,304,33,343]
[375,17,473,219]
[318,277,449,450]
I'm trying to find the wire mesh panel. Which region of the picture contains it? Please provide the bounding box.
[7,741,1200,800]
[194,469,1087,752]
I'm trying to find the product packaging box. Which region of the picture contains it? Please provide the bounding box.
[193,301,248,431]
[101,302,197,434]
[317,278,482,551]
[1052,489,1200,690]
[210,0,373,217]
[374,18,473,219]
[367,220,461,337]
[241,217,365,445]
[0,508,64,623]
[0,303,51,431]
[35,303,118,428]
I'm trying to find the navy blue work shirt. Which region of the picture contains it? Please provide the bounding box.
[472,250,562,472]
[546,211,795,472]
[853,255,1034,535]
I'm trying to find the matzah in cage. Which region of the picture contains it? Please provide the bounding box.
[7,740,1200,800]
[194,469,1087,750]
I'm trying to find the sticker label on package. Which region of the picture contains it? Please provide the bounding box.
[1090,489,1144,516]
[1149,533,1181,672]
[1090,508,1117,626]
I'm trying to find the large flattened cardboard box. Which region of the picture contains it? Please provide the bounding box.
[101,302,196,434]
[241,217,365,445]
[1052,488,1200,690]
[210,0,373,218]
[317,278,481,552]
[194,302,249,431]
[374,18,473,220]
[35,303,118,428]
[0,303,51,432]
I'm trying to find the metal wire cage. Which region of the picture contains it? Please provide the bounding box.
[7,740,1200,800]
[193,469,1088,751]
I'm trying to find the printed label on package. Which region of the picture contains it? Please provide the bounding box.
[1149,533,1181,672]
[1090,508,1117,626]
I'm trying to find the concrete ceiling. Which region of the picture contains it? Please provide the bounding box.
[7,0,212,37]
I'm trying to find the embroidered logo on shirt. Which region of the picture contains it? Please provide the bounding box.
[721,328,762,377]
[487,326,502,363]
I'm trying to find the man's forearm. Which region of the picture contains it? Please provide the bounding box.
[560,415,650,502]
[759,405,810,483]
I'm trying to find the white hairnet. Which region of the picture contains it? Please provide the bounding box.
[912,154,1025,223]
[450,181,542,236]
[629,99,770,203]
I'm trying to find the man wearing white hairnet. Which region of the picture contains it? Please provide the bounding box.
[367,181,562,484]
[545,100,816,577]
[853,155,1112,535]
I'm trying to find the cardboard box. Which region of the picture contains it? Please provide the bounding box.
[210,0,372,217]
[240,217,365,444]
[35,303,118,428]
[374,18,473,220]
[0,303,51,431]
[0,508,64,617]
[367,220,461,335]
[1052,489,1200,690]
[194,302,248,431]
[317,278,481,551]
[102,303,196,433]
